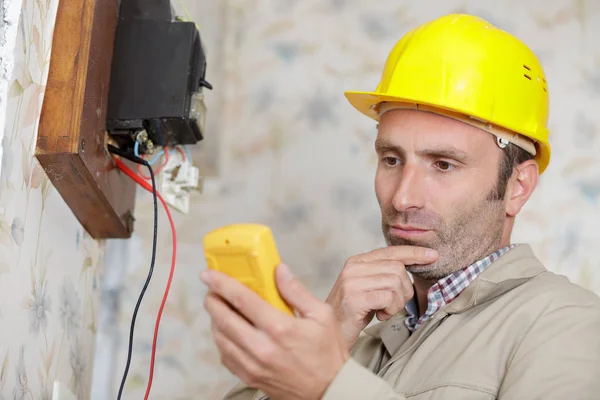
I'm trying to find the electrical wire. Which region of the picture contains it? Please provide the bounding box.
[182,145,193,163]
[178,0,199,29]
[147,150,166,165]
[133,130,190,171]
[138,147,170,180]
[107,145,158,400]
[175,146,187,161]
[135,139,167,166]
[112,156,178,400]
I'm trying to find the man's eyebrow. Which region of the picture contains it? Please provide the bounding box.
[418,146,473,163]
[375,139,473,163]
[374,138,402,153]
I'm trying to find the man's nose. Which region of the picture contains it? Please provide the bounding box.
[392,163,425,212]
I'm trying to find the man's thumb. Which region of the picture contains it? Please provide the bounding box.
[276,264,321,318]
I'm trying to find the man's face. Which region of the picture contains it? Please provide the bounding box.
[375,109,508,280]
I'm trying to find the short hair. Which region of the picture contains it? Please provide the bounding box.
[489,143,535,201]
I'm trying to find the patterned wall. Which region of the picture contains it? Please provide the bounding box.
[105,0,600,399]
[0,0,104,398]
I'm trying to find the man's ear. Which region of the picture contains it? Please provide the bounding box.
[505,159,539,217]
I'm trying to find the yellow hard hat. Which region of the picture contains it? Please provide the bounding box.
[345,14,551,173]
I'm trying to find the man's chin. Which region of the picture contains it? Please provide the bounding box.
[405,262,450,281]
[385,234,436,250]
[384,231,449,279]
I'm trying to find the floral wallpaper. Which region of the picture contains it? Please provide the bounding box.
[100,0,600,399]
[0,0,104,398]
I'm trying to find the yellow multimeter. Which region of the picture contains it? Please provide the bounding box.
[203,223,294,316]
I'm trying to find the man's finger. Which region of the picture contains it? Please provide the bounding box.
[201,269,294,331]
[376,309,395,321]
[361,291,406,321]
[347,262,415,303]
[275,264,324,319]
[351,246,438,264]
[343,272,410,293]
[360,290,406,314]
[399,271,415,302]
[212,326,264,386]
[204,292,272,355]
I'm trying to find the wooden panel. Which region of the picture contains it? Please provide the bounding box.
[36,0,137,238]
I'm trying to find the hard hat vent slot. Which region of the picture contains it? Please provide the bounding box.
[524,74,532,80]
[523,64,531,71]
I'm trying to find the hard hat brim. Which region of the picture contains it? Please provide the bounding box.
[344,90,550,174]
[344,90,398,122]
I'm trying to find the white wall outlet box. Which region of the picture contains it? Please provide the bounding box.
[157,149,202,214]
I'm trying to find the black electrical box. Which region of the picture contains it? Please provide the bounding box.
[106,0,211,153]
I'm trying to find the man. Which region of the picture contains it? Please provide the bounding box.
[200,14,600,399]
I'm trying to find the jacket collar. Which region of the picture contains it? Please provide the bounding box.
[363,244,546,347]
[444,244,546,314]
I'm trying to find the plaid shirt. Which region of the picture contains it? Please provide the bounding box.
[405,245,517,332]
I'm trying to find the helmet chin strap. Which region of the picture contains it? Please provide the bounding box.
[376,101,537,157]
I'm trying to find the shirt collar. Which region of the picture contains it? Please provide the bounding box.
[405,244,517,332]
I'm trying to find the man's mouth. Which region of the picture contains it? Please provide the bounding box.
[389,224,433,239]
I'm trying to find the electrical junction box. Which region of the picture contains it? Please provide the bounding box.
[106,0,212,155]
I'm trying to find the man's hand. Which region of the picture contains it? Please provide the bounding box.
[325,246,438,349]
[201,264,349,400]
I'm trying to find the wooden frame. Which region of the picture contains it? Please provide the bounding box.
[36,0,137,238]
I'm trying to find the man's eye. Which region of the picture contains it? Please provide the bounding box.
[435,161,455,171]
[383,157,400,167]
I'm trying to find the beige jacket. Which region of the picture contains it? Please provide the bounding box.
[224,245,600,399]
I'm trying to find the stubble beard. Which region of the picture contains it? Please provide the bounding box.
[382,196,506,281]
